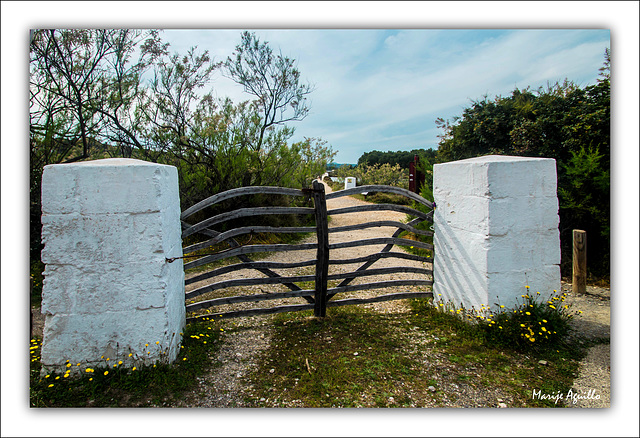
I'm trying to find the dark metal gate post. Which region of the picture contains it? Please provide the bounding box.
[312,180,329,317]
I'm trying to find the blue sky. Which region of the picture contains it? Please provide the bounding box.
[2,2,639,437]
[161,28,610,163]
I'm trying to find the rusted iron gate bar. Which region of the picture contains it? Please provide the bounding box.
[180,182,434,323]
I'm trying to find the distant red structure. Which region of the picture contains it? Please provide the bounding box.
[409,154,425,193]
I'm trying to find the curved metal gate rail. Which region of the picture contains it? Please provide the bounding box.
[180,182,434,322]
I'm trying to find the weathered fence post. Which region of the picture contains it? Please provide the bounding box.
[312,180,329,317]
[572,229,587,294]
[433,155,561,311]
[40,158,185,375]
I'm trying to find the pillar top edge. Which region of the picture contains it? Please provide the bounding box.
[436,155,555,165]
[44,158,167,168]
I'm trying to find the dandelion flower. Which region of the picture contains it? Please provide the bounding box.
[156,341,160,345]
[104,371,109,376]
[132,367,137,371]
[129,353,133,357]
[549,305,556,309]
[541,327,547,332]
[145,344,149,347]
[66,363,72,368]
[525,312,531,316]
[85,368,94,373]
[48,384,54,388]
[183,357,187,361]
[525,285,530,289]
[542,319,547,323]
[89,378,93,381]
[500,305,505,308]
[520,324,526,328]
[118,361,123,365]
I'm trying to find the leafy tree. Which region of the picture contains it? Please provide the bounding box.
[224,31,314,153]
[433,50,610,280]
[30,29,335,268]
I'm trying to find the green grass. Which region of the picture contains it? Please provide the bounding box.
[29,318,225,407]
[243,306,424,408]
[243,296,594,408]
[30,291,601,408]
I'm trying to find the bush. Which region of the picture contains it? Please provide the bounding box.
[429,286,581,354]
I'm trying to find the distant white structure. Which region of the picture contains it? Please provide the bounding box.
[344,177,357,190]
[40,159,185,374]
[433,155,561,312]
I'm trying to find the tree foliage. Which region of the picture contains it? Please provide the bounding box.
[334,162,408,189]
[434,50,610,279]
[30,29,335,262]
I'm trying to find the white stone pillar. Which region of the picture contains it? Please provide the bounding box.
[40,159,185,374]
[433,155,560,312]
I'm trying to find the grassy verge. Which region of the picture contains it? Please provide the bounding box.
[29,318,225,407]
[243,296,590,408]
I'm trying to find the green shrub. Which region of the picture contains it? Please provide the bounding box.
[425,287,581,354]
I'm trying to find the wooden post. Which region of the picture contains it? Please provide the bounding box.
[572,230,587,294]
[312,180,329,317]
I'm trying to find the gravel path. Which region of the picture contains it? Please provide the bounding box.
[561,282,611,408]
[176,180,430,407]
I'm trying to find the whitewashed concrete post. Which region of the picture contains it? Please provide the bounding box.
[345,177,357,190]
[40,158,185,374]
[433,155,560,312]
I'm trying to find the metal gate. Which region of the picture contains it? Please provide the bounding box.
[177,181,434,323]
